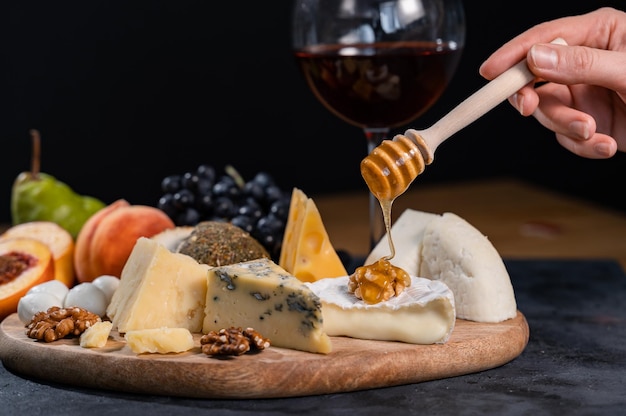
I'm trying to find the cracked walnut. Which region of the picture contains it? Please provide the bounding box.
[200,327,270,356]
[25,306,101,342]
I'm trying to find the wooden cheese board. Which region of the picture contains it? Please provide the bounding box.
[0,311,528,399]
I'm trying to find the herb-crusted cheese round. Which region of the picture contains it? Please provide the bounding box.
[177,221,269,266]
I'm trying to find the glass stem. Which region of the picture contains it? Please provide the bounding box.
[364,127,389,251]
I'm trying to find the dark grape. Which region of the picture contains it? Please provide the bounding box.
[173,188,195,208]
[264,185,283,204]
[251,172,275,187]
[196,164,216,181]
[269,198,290,218]
[196,177,213,195]
[157,193,177,218]
[213,176,240,199]
[242,180,265,201]
[161,174,182,193]
[196,193,214,215]
[181,172,200,191]
[176,207,201,226]
[238,197,263,220]
[230,215,255,234]
[213,196,238,218]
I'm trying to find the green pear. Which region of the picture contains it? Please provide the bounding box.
[11,130,106,239]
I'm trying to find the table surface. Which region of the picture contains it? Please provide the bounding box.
[315,177,626,270]
[2,177,626,415]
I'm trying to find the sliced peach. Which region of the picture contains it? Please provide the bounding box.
[0,237,55,320]
[0,221,76,287]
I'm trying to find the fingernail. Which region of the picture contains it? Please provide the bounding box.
[594,143,612,158]
[569,121,590,140]
[529,44,558,70]
[511,93,524,114]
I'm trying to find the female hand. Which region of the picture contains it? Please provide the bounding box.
[479,7,626,159]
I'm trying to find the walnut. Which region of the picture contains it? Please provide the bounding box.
[25,306,101,342]
[200,327,270,356]
[348,257,411,304]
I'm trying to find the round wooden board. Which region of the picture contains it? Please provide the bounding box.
[0,312,529,399]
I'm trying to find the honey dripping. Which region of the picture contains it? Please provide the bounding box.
[350,133,429,304]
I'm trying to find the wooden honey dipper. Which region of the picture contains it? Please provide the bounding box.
[361,38,567,202]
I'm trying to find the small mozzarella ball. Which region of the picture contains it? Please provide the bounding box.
[64,282,108,318]
[18,292,62,324]
[91,275,120,304]
[26,280,69,304]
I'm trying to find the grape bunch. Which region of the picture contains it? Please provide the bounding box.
[156,164,291,261]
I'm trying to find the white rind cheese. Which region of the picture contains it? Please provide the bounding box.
[203,257,332,354]
[124,327,195,354]
[107,237,211,333]
[364,209,439,275]
[307,276,456,344]
[364,209,518,324]
[420,212,517,323]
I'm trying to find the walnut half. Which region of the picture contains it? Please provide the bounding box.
[200,327,270,356]
[348,257,411,304]
[25,306,101,342]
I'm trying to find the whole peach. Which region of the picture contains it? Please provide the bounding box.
[74,200,175,283]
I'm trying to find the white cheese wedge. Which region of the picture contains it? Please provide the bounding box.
[203,257,332,354]
[124,327,195,354]
[279,188,347,282]
[106,237,211,333]
[79,321,113,348]
[420,212,517,323]
[364,209,439,274]
[306,276,456,344]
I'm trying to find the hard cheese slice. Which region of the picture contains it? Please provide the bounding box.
[279,187,347,282]
[107,237,210,333]
[203,257,332,354]
[124,327,195,354]
[420,212,517,323]
[307,276,456,344]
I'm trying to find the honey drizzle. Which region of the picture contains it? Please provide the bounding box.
[379,197,395,261]
[351,132,430,304]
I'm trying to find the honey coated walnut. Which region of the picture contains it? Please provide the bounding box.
[25,306,102,342]
[200,327,270,356]
[348,257,412,304]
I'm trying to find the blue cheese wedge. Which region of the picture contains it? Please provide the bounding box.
[203,257,332,354]
[306,276,456,344]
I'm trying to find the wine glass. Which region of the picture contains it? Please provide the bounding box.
[291,0,465,249]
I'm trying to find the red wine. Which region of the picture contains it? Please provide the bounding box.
[294,42,462,129]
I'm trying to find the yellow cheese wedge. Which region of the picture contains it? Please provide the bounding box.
[279,188,347,282]
[124,327,195,354]
[106,237,210,333]
[203,257,332,354]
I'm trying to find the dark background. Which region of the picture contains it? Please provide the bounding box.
[2,1,626,225]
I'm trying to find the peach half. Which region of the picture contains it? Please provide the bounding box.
[0,237,55,320]
[74,199,175,283]
[0,221,75,287]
